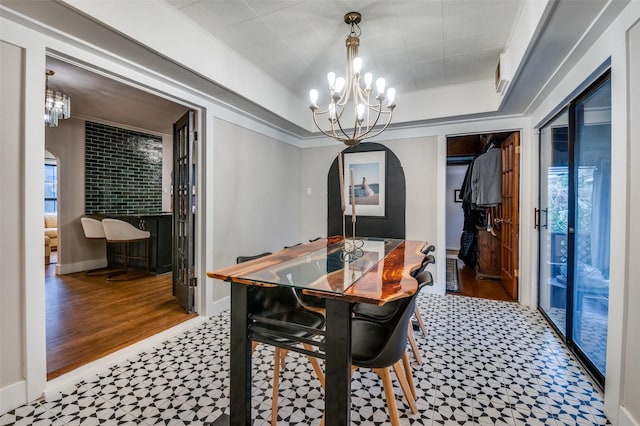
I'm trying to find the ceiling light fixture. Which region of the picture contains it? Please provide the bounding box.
[309,12,396,146]
[44,69,71,127]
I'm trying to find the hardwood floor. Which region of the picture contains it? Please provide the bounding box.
[446,249,515,302]
[45,252,196,380]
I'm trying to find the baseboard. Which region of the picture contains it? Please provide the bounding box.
[0,380,26,415]
[44,316,207,399]
[55,258,107,275]
[619,406,640,426]
[209,295,230,315]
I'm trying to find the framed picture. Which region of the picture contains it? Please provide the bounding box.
[454,189,463,203]
[343,150,386,217]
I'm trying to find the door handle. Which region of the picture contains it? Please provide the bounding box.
[534,208,548,229]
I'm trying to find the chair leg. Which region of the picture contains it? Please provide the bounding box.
[271,347,282,426]
[374,367,402,426]
[392,360,417,414]
[407,324,423,365]
[414,306,427,335]
[401,351,416,400]
[303,343,325,389]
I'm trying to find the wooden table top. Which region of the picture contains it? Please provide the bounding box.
[207,236,427,305]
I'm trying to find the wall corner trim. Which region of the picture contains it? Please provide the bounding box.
[619,406,640,426]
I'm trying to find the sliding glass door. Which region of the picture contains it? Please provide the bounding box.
[538,72,611,385]
[539,111,569,333]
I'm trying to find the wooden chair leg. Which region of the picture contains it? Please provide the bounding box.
[374,367,402,426]
[407,324,423,365]
[271,347,282,426]
[392,361,417,413]
[303,343,325,389]
[414,306,427,335]
[401,351,416,400]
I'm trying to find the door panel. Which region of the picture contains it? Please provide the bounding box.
[538,71,610,386]
[572,78,611,376]
[539,111,569,334]
[173,110,195,312]
[500,133,519,299]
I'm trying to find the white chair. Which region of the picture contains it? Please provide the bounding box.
[80,217,118,276]
[101,218,151,281]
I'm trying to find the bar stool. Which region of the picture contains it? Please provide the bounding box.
[101,218,151,281]
[80,217,118,276]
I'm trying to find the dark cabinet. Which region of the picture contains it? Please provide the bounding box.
[107,214,173,274]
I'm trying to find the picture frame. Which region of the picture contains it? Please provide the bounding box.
[454,189,463,203]
[343,151,386,217]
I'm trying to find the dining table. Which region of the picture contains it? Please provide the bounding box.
[206,236,428,425]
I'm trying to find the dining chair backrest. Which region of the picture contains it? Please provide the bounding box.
[422,244,435,255]
[236,253,303,316]
[351,286,421,369]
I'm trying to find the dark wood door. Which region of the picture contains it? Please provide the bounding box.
[500,132,519,299]
[172,110,196,312]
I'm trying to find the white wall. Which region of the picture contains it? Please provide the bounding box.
[0,40,26,409]
[446,164,467,250]
[622,16,640,426]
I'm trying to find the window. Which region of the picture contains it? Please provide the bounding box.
[45,163,57,214]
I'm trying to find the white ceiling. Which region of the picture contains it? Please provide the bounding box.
[164,0,523,97]
[12,0,621,136]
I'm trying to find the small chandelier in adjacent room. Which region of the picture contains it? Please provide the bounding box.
[309,12,396,146]
[44,69,71,127]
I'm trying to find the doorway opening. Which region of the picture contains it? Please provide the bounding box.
[445,131,520,302]
[44,56,198,379]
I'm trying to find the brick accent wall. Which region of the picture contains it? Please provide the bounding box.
[85,121,163,214]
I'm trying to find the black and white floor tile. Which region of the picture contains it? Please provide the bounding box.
[1,294,609,425]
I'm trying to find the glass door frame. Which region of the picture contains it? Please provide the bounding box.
[537,69,611,388]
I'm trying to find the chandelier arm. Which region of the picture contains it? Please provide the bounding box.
[312,111,348,143]
[333,108,356,141]
[351,106,387,141]
[356,112,394,142]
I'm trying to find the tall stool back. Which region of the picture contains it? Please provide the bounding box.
[101,218,151,281]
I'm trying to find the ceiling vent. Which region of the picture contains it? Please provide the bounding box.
[495,52,511,95]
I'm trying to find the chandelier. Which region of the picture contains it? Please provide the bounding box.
[309,12,396,146]
[44,69,71,127]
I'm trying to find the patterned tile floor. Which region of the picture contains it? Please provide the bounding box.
[1,294,609,425]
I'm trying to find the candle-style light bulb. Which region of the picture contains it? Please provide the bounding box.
[309,89,318,107]
[357,103,365,121]
[327,72,336,89]
[335,77,345,94]
[386,87,396,107]
[376,77,386,96]
[353,57,362,75]
[364,73,373,90]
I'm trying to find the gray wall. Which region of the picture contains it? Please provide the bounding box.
[0,40,25,392]
[212,117,302,275]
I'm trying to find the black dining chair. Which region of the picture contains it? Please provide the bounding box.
[236,253,326,425]
[350,280,428,426]
[352,270,433,401]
